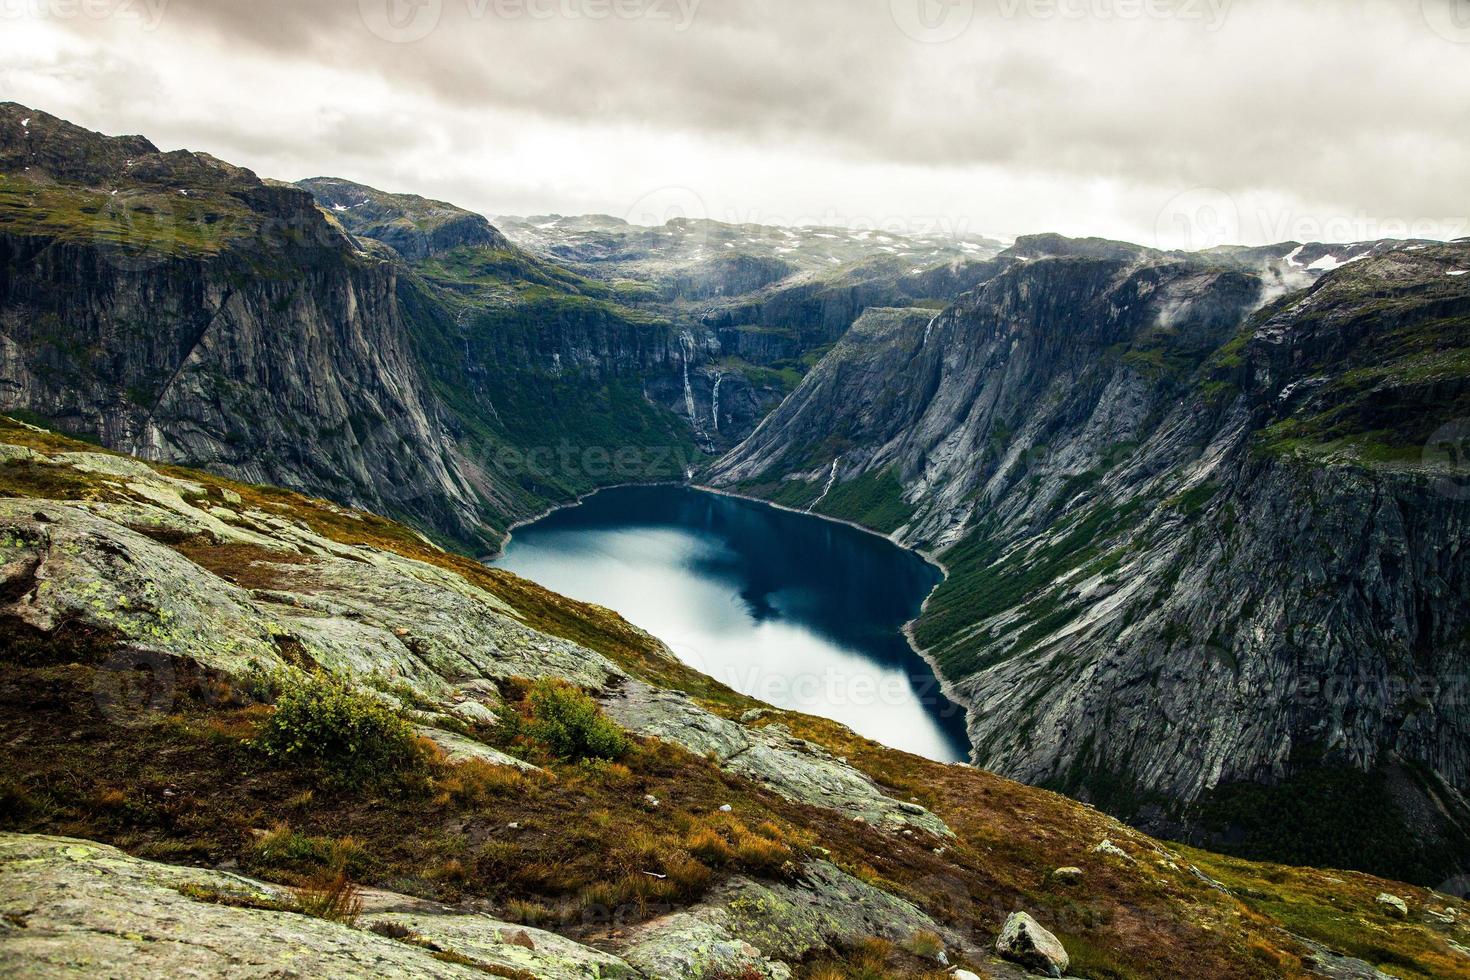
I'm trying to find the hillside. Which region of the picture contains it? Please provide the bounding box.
[2,415,1468,978]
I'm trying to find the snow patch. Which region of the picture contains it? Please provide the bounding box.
[1308,253,1368,273]
[1449,271,1468,277]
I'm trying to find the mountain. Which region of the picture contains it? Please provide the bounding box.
[297,177,510,260]
[708,235,1470,884]
[3,415,1468,979]
[0,103,491,546]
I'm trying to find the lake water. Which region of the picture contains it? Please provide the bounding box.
[492,484,971,762]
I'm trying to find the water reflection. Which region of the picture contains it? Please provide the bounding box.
[493,485,971,762]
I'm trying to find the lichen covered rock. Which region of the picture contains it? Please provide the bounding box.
[996,911,1069,977]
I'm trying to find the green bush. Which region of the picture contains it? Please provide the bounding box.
[525,679,629,762]
[253,675,424,785]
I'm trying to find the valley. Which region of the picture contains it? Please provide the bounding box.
[2,101,1470,978]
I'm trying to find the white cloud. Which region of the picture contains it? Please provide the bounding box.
[1,0,1465,246]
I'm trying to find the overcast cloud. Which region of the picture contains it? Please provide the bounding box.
[1,0,1467,246]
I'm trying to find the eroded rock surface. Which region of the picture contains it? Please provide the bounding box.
[0,832,634,979]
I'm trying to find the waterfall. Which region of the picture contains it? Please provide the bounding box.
[711,373,725,434]
[682,359,697,424]
[923,313,940,346]
[680,333,699,429]
[809,457,842,511]
[678,331,710,447]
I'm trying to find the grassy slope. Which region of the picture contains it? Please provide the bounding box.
[2,417,1468,978]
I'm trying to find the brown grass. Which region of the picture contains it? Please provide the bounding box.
[292,869,363,925]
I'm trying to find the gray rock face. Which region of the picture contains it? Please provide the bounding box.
[616,859,974,979]
[0,832,635,979]
[296,177,509,261]
[709,238,1470,878]
[600,682,952,836]
[0,105,490,548]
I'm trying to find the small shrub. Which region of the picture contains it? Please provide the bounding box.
[524,679,629,762]
[732,828,792,871]
[904,929,945,959]
[0,778,35,821]
[431,858,469,885]
[369,920,414,940]
[293,869,363,925]
[503,898,555,926]
[252,675,425,785]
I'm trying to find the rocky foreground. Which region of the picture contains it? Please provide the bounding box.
[0,415,1468,978]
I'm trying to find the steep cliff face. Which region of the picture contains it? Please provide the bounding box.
[0,104,489,546]
[710,238,1470,882]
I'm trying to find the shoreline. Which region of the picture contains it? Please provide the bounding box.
[488,478,976,763]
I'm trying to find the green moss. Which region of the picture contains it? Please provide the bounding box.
[1164,482,1221,515]
[918,498,1147,679]
[716,356,804,394]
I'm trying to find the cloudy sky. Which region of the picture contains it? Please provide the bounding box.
[2,0,1467,247]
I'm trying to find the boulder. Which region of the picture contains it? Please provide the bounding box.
[1051,867,1084,885]
[1091,840,1132,861]
[0,832,635,980]
[996,912,1069,977]
[1376,893,1409,919]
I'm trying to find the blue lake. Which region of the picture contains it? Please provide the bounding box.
[493,484,970,762]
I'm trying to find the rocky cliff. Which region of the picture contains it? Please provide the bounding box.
[0,103,492,547]
[710,237,1470,884]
